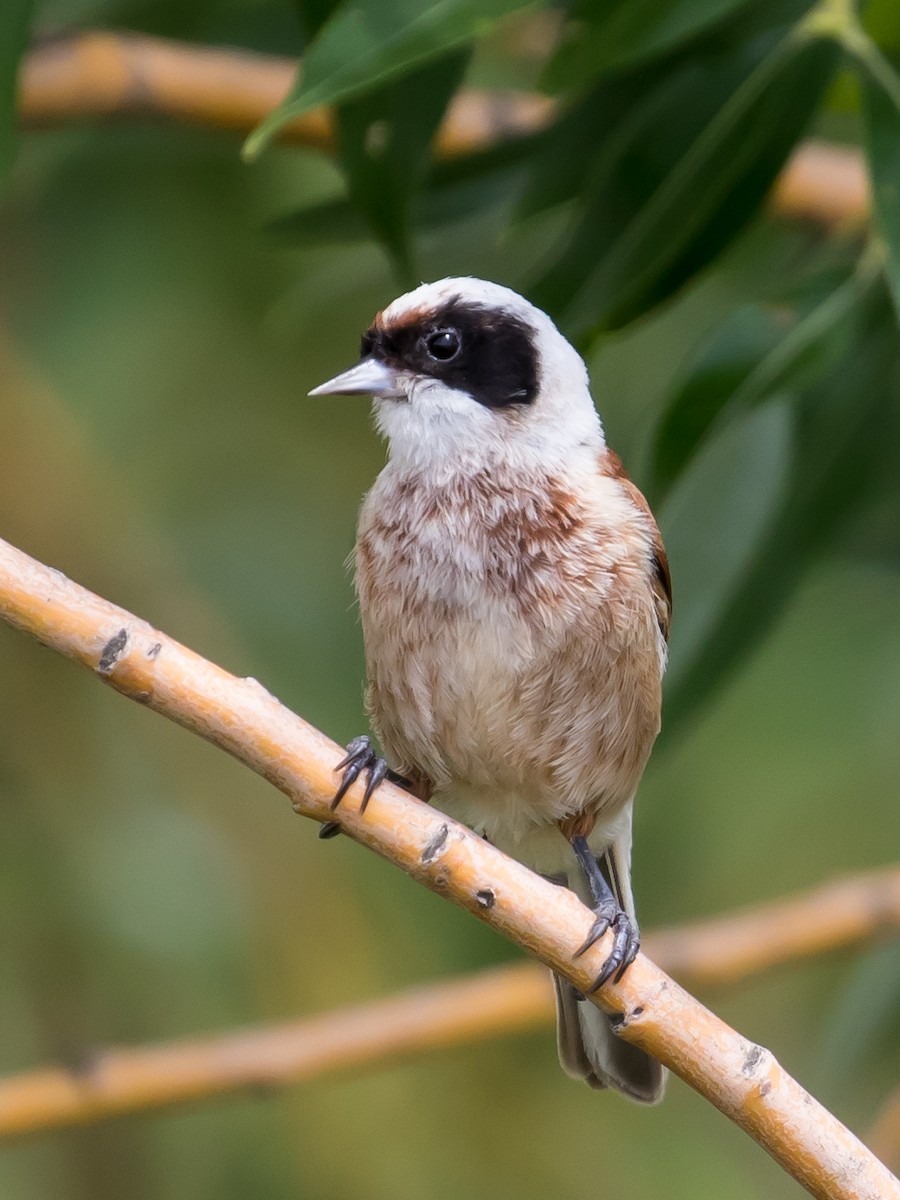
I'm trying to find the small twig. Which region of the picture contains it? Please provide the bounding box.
[0,537,896,1199]
[1,866,898,1140]
[18,32,867,225]
[648,865,900,986]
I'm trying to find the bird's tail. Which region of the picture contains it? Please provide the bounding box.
[553,836,665,1103]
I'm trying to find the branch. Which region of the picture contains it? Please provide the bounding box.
[769,139,869,227]
[648,865,900,986]
[18,31,552,158]
[18,32,867,225]
[1,866,898,1140]
[0,965,550,1139]
[0,534,896,1200]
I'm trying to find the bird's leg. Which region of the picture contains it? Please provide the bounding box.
[319,735,415,839]
[570,835,640,989]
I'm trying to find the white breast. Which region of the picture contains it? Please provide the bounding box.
[354,458,664,869]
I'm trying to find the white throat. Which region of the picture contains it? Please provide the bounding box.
[374,383,604,479]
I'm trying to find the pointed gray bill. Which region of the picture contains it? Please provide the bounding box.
[309,358,402,398]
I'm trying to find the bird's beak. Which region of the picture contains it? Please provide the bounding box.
[308,358,402,398]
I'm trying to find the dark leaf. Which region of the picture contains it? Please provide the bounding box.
[857,42,900,318]
[529,28,839,336]
[648,250,880,501]
[661,283,900,739]
[293,0,343,41]
[523,0,813,224]
[544,0,752,90]
[0,0,36,190]
[515,66,658,224]
[336,50,469,280]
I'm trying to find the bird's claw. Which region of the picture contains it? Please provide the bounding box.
[574,901,640,990]
[330,735,389,814]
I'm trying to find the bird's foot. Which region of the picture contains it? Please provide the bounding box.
[319,735,392,839]
[331,735,389,812]
[573,900,640,989]
[569,833,640,988]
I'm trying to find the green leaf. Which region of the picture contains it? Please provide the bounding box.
[661,282,900,739]
[336,50,469,280]
[648,249,881,501]
[817,941,900,1092]
[0,0,36,190]
[544,0,752,91]
[856,39,900,318]
[530,25,839,336]
[244,0,535,161]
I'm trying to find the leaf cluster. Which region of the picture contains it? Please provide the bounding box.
[245,0,900,728]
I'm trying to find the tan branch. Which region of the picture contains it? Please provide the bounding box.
[18,31,552,158]
[0,964,551,1139]
[18,32,867,224]
[0,535,896,1200]
[648,865,900,986]
[769,139,869,227]
[1,866,898,1140]
[20,31,333,147]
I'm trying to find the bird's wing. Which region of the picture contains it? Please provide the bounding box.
[600,450,672,643]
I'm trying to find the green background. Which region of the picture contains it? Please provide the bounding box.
[1,1,899,1197]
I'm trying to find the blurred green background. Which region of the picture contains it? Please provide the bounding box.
[2,0,900,1197]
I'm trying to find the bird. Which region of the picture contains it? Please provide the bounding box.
[309,277,670,1103]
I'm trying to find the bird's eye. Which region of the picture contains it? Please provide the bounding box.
[425,328,461,362]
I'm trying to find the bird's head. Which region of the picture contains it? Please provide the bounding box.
[309,278,604,472]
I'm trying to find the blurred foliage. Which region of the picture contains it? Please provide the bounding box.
[1,1,900,1199]
[0,0,35,186]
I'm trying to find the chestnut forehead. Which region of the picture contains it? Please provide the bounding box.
[364,299,468,351]
[373,302,434,333]
[362,310,420,357]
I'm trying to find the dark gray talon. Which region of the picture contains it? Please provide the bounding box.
[574,908,613,958]
[361,756,389,811]
[589,912,639,990]
[576,906,639,990]
[570,834,640,991]
[331,735,390,813]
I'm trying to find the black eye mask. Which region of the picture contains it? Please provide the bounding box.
[361,298,540,409]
